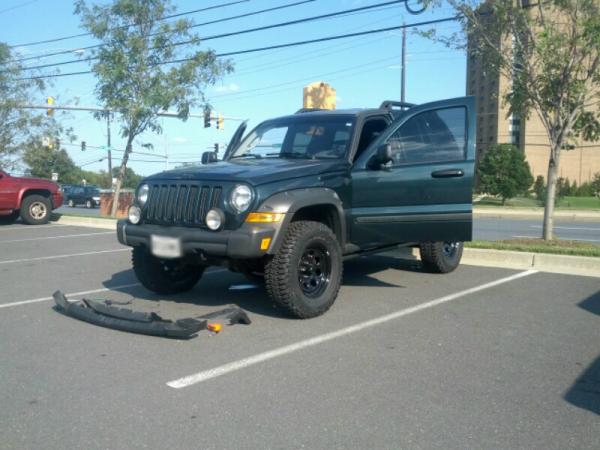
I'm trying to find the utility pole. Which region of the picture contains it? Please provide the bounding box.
[106,112,112,178]
[401,22,406,103]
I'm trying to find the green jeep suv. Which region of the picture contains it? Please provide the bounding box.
[117,96,475,318]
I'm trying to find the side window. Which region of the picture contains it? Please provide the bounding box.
[387,107,466,165]
[354,118,389,162]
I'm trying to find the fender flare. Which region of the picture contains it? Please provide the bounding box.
[256,188,346,253]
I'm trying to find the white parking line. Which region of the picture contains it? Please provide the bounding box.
[167,269,539,389]
[0,268,228,309]
[0,223,71,232]
[0,248,129,265]
[0,231,113,244]
[0,283,141,309]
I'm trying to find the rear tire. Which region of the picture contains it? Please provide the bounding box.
[68,199,75,207]
[265,221,342,319]
[132,247,205,294]
[20,195,51,225]
[419,241,463,273]
[85,199,92,209]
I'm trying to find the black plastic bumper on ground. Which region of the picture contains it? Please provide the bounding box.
[117,220,276,258]
[53,290,206,339]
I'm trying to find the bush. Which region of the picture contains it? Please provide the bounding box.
[478,144,534,204]
[592,172,600,198]
[533,175,545,202]
[576,181,594,197]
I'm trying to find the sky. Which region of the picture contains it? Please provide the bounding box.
[1,0,466,177]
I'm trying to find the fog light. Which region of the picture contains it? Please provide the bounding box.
[206,208,225,231]
[260,237,271,250]
[128,205,141,224]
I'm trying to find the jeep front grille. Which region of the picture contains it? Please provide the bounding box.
[143,183,223,227]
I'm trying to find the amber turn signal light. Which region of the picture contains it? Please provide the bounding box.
[245,212,285,223]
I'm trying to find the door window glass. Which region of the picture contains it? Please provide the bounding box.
[387,107,466,165]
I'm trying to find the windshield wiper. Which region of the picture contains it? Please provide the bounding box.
[270,152,312,159]
[230,153,263,159]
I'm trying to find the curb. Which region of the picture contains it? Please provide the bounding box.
[474,207,600,221]
[51,216,599,277]
[461,248,600,278]
[52,215,117,230]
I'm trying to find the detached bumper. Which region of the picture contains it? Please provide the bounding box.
[117,220,277,258]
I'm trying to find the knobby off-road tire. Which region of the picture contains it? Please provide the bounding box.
[419,241,464,273]
[265,220,343,319]
[132,247,205,295]
[20,195,51,225]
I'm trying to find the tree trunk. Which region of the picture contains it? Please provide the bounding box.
[542,145,561,240]
[110,136,134,217]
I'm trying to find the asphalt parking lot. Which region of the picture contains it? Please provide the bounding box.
[0,223,598,449]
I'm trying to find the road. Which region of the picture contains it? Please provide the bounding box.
[55,205,600,244]
[0,222,598,449]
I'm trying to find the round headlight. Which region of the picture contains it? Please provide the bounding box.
[128,205,141,224]
[137,184,149,206]
[206,208,225,231]
[230,185,253,212]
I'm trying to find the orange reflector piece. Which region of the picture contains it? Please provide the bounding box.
[260,237,271,250]
[207,323,222,333]
[245,212,285,223]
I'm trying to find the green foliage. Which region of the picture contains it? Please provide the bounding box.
[23,144,81,184]
[592,172,600,198]
[111,166,142,189]
[576,181,594,197]
[75,0,233,214]
[0,43,66,170]
[533,175,545,200]
[478,144,534,204]
[426,0,600,239]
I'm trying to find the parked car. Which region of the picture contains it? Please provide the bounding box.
[66,185,101,208]
[0,169,63,225]
[118,96,475,318]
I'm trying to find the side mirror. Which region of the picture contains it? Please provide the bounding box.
[201,151,218,164]
[368,143,393,169]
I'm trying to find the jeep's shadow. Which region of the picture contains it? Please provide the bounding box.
[102,253,425,318]
[564,290,600,415]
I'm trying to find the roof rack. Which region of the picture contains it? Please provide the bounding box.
[379,100,415,110]
[295,108,326,114]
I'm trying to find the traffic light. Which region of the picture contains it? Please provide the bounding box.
[46,96,55,117]
[81,141,86,151]
[214,143,219,153]
[204,110,211,128]
[217,114,224,130]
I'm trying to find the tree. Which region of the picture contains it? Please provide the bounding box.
[478,144,534,204]
[23,144,81,184]
[75,0,232,216]
[426,0,600,239]
[0,43,60,170]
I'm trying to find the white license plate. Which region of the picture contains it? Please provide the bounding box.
[151,235,182,259]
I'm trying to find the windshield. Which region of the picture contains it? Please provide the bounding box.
[231,116,355,160]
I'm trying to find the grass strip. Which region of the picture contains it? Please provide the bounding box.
[466,239,600,258]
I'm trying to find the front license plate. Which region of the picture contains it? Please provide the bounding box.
[151,235,182,259]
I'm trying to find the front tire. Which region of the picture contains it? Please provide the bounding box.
[85,199,92,209]
[68,199,75,207]
[132,247,205,295]
[265,221,343,319]
[20,195,51,225]
[419,241,464,273]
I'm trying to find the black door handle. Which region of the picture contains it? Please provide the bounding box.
[431,169,464,178]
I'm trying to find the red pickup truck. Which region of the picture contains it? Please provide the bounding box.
[0,169,63,225]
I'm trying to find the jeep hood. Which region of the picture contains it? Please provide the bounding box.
[144,158,349,186]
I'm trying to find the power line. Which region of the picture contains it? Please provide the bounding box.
[9,0,250,48]
[17,16,460,81]
[16,0,411,73]
[12,0,314,63]
[0,0,38,15]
